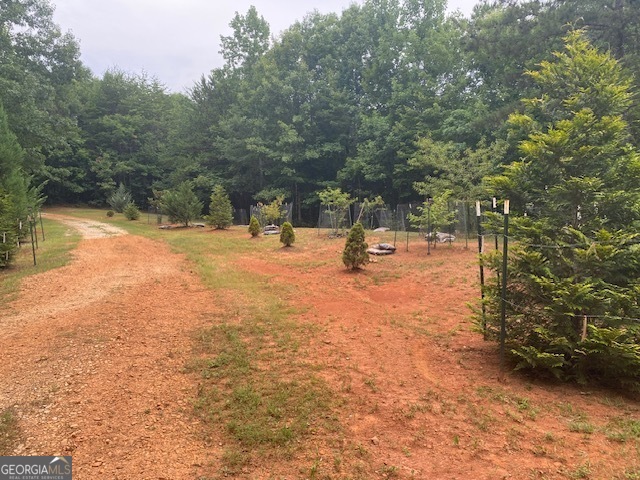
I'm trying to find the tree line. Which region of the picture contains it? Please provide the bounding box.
[2,0,640,227]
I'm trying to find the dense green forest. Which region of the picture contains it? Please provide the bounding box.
[2,0,640,226]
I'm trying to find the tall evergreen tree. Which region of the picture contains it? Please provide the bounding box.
[485,31,640,389]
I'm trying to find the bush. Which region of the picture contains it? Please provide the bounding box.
[123,203,140,220]
[206,185,233,229]
[106,210,114,217]
[248,215,261,237]
[160,182,203,227]
[342,222,368,269]
[280,222,295,247]
[108,183,133,213]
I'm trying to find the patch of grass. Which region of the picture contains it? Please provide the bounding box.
[569,461,592,479]
[604,418,640,443]
[192,314,333,464]
[0,408,20,455]
[181,241,336,472]
[468,404,495,432]
[616,467,640,479]
[476,386,539,421]
[568,421,595,434]
[380,464,399,478]
[364,376,378,392]
[0,218,81,309]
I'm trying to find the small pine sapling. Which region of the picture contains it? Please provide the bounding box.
[108,183,133,213]
[280,222,295,247]
[342,222,369,269]
[248,215,261,237]
[206,185,233,229]
[123,203,140,220]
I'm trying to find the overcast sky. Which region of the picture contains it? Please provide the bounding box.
[51,0,479,94]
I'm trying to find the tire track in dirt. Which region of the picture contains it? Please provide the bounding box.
[0,214,218,479]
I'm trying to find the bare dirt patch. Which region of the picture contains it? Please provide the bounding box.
[0,216,216,478]
[231,235,640,479]
[2,218,639,479]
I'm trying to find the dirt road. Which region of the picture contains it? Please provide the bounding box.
[1,214,215,478]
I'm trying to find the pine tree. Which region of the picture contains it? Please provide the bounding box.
[248,215,261,237]
[160,182,203,227]
[206,185,233,229]
[342,222,369,270]
[108,183,133,213]
[280,222,295,247]
[123,202,140,220]
[486,31,640,389]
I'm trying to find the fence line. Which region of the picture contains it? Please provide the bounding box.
[478,233,640,249]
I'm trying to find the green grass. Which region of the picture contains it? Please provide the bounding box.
[569,421,595,434]
[189,289,335,471]
[0,408,20,455]
[0,218,81,308]
[604,418,640,442]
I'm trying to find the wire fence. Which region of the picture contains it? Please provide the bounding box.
[249,203,293,227]
[1,212,44,268]
[474,199,640,376]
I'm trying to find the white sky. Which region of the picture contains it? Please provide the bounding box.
[51,0,479,94]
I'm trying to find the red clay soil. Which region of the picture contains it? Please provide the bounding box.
[233,234,640,479]
[2,215,639,479]
[1,213,216,479]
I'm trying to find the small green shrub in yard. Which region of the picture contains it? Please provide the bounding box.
[342,222,368,270]
[248,215,261,237]
[106,210,114,217]
[280,222,295,247]
[123,203,140,220]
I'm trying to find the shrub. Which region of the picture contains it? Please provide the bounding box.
[206,185,233,229]
[248,215,261,237]
[123,203,140,220]
[106,210,114,217]
[160,182,203,227]
[280,222,295,247]
[108,183,133,213]
[342,222,368,269]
